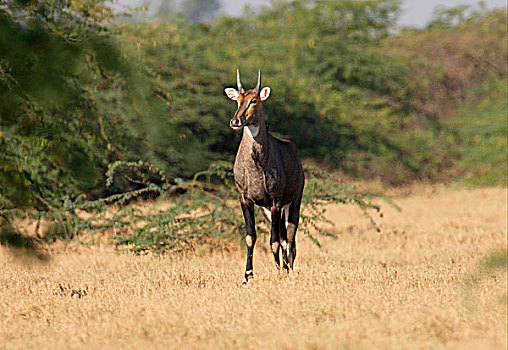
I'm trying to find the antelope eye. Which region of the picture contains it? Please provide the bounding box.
[250,99,257,104]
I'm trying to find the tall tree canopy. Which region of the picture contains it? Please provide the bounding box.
[0,0,505,214]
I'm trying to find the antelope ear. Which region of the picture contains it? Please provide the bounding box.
[260,87,271,101]
[225,88,239,101]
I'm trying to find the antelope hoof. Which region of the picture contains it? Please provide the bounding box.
[288,253,295,270]
[243,270,254,284]
[281,241,289,269]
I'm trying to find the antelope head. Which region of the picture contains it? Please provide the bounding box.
[225,69,271,131]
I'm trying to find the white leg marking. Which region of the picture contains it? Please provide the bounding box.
[261,207,271,223]
[245,235,253,247]
[271,241,279,254]
[245,270,253,275]
[281,240,287,250]
[287,243,291,259]
[283,204,291,229]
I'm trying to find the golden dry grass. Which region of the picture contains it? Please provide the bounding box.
[1,186,506,349]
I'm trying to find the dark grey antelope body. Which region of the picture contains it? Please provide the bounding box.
[225,70,305,283]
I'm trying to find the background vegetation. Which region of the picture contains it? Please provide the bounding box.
[0,0,506,250]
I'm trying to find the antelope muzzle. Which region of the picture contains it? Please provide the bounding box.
[230,117,242,129]
[230,109,246,130]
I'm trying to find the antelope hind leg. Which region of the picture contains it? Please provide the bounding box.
[280,205,290,272]
[286,199,302,270]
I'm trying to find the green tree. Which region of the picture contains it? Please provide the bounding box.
[0,0,157,209]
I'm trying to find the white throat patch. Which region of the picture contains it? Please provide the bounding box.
[245,124,260,138]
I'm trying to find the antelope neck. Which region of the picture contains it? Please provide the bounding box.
[243,108,267,143]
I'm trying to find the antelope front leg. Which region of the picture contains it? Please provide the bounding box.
[286,197,302,269]
[270,206,282,269]
[241,200,256,284]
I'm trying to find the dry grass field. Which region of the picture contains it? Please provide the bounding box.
[1,185,506,349]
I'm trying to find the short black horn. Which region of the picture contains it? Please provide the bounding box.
[237,69,245,93]
[254,69,261,94]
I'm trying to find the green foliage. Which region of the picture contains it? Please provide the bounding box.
[0,0,174,245]
[2,0,504,213]
[444,79,507,186]
[0,0,121,208]
[117,0,407,179]
[388,6,507,185]
[92,161,384,254]
[1,156,386,254]
[300,166,384,246]
[426,3,490,29]
[0,0,505,251]
[116,0,505,185]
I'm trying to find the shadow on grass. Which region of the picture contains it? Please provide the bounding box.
[0,223,50,262]
[484,248,508,271]
[463,246,507,312]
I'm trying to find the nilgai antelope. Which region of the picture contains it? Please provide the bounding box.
[225,70,305,284]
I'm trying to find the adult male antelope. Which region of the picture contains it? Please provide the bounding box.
[225,70,305,284]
